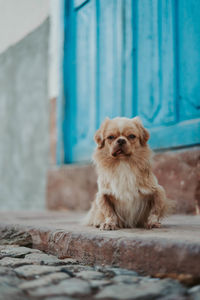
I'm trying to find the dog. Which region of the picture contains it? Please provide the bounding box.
[85,116,169,230]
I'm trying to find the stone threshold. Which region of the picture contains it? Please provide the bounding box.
[0,211,200,282]
[47,148,200,214]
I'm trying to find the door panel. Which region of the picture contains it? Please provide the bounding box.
[98,0,122,121]
[178,0,200,121]
[73,0,96,161]
[137,0,177,127]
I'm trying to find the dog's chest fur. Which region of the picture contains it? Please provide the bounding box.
[98,162,148,226]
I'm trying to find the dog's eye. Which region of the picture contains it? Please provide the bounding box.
[107,135,115,140]
[128,134,136,139]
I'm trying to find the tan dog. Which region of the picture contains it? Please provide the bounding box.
[86,116,169,230]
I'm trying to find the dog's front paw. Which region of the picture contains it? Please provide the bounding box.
[99,218,118,231]
[99,222,118,230]
[145,221,161,229]
[146,214,161,229]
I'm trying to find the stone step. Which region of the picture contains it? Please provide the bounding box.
[47,148,200,214]
[0,212,200,283]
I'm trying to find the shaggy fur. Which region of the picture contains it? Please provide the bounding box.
[85,116,169,230]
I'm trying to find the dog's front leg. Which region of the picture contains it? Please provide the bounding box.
[146,185,168,229]
[153,185,168,219]
[96,194,119,230]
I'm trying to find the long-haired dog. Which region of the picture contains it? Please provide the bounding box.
[86,117,169,230]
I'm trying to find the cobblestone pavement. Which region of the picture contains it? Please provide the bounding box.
[0,245,199,300]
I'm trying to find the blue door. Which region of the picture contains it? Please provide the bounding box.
[58,0,200,164]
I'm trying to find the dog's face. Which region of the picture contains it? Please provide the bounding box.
[94,117,150,159]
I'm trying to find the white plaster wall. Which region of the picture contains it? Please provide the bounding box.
[0,20,50,210]
[0,1,50,210]
[0,0,62,210]
[49,0,63,98]
[0,0,49,54]
[0,0,61,99]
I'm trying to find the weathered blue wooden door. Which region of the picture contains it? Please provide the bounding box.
[58,0,200,164]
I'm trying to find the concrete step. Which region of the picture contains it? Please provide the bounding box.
[47,148,200,214]
[0,212,200,283]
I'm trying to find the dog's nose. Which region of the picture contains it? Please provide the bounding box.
[117,138,126,145]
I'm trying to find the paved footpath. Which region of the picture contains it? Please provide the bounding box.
[0,244,200,300]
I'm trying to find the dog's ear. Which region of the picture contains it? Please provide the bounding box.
[94,129,104,148]
[94,117,110,149]
[132,116,150,146]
